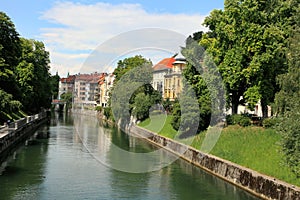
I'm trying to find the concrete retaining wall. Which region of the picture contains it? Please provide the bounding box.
[129,125,300,200]
[0,111,47,159]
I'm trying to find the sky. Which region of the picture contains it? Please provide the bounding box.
[1,0,224,77]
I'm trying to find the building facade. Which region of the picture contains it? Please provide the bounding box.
[58,75,76,99]
[163,58,187,101]
[74,73,101,106]
[98,73,115,107]
[152,57,175,97]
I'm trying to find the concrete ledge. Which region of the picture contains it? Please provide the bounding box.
[130,125,300,200]
[0,112,48,160]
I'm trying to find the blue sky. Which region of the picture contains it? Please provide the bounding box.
[1,0,224,76]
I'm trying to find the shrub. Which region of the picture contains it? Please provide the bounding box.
[263,117,280,128]
[225,115,233,125]
[239,116,251,127]
[95,106,102,112]
[227,114,251,127]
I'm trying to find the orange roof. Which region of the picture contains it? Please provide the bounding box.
[152,57,175,71]
[60,75,76,84]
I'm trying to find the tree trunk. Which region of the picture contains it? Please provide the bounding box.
[231,92,239,115]
[261,99,268,118]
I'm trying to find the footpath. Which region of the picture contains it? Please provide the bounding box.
[0,111,49,160]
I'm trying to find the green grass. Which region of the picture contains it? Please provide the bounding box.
[138,115,300,186]
[138,114,177,138]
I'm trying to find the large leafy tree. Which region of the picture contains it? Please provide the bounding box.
[111,55,155,127]
[0,12,21,99]
[202,0,298,117]
[16,38,52,113]
[275,13,300,176]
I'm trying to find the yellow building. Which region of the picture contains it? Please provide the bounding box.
[164,58,186,101]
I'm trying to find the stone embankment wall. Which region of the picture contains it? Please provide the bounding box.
[0,111,47,159]
[130,125,300,200]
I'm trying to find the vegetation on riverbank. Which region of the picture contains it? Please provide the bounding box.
[138,115,300,186]
[0,12,59,124]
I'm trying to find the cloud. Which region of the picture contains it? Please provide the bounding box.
[40,1,208,76]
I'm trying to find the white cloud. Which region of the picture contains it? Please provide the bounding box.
[40,2,208,76]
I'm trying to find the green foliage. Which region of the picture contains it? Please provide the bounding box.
[274,22,300,177]
[262,117,280,128]
[0,12,21,99]
[227,114,251,127]
[113,55,152,82]
[162,98,172,113]
[111,55,157,127]
[202,0,297,116]
[103,107,113,121]
[95,106,102,112]
[61,92,72,110]
[171,100,181,131]
[140,116,300,186]
[131,93,152,121]
[16,38,52,113]
[49,73,60,99]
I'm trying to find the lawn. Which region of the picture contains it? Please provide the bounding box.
[138,115,300,186]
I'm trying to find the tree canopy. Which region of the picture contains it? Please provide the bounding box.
[201,0,298,117]
[0,12,58,122]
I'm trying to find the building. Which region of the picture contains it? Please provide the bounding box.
[98,73,115,107]
[163,58,187,101]
[152,57,176,96]
[58,75,76,99]
[74,73,101,106]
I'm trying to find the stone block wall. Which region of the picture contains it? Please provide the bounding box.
[130,125,300,200]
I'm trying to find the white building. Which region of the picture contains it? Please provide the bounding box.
[74,73,101,107]
[152,57,175,96]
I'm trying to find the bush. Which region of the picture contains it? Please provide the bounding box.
[227,114,251,127]
[239,116,251,127]
[95,106,102,112]
[225,115,233,125]
[104,107,114,121]
[263,117,280,128]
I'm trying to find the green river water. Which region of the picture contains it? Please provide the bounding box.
[0,113,260,200]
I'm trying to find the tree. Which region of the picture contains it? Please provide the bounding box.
[61,92,73,110]
[0,12,21,99]
[131,93,152,121]
[16,38,52,113]
[50,72,60,100]
[172,36,225,135]
[202,0,298,117]
[111,55,154,128]
[274,16,300,176]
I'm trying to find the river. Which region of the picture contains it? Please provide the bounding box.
[0,112,260,200]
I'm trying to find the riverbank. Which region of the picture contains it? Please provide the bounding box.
[0,111,48,164]
[138,115,300,187]
[73,110,300,199]
[130,124,300,200]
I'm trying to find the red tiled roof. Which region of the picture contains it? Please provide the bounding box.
[60,75,76,83]
[153,57,175,71]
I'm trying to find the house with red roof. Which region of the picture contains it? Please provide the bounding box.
[58,75,76,99]
[152,54,176,96]
[163,57,187,101]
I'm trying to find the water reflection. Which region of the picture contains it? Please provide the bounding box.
[0,113,259,200]
[0,125,49,199]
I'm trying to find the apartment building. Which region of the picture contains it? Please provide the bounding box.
[58,75,76,99]
[74,73,101,106]
[98,73,115,107]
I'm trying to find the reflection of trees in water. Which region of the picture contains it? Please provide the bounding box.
[51,111,74,126]
[0,125,49,199]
